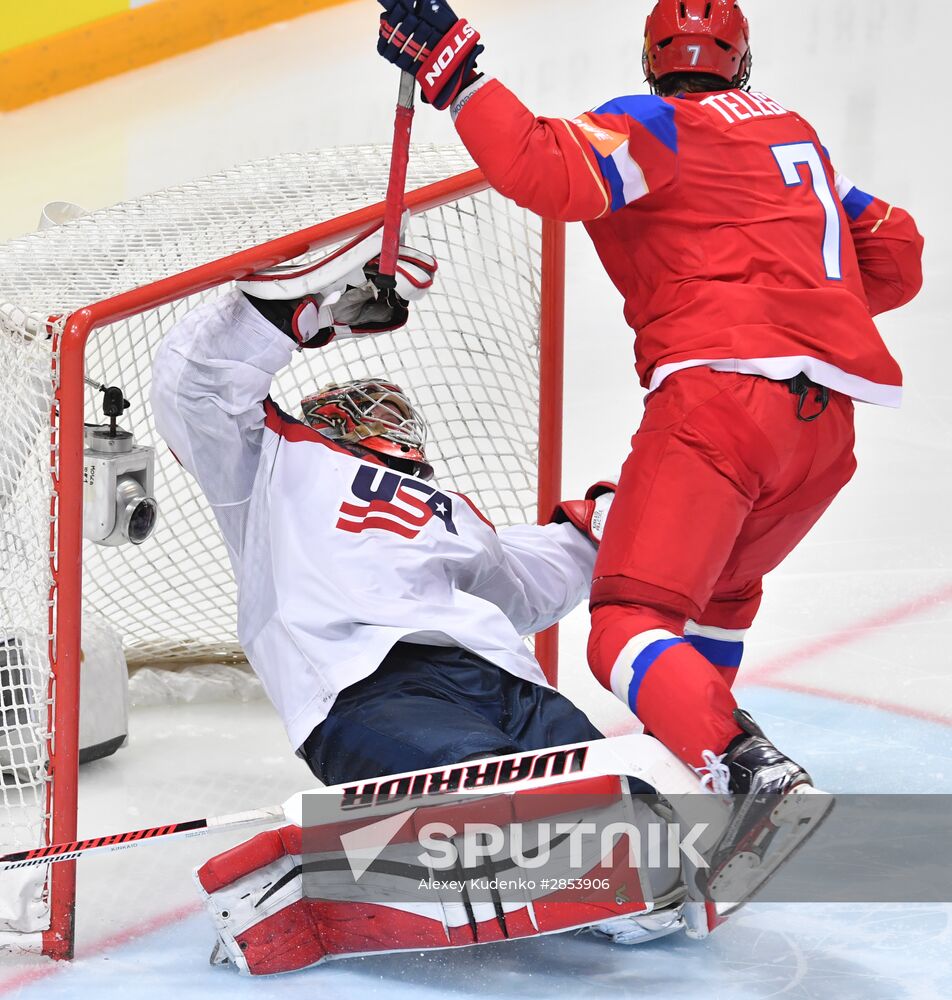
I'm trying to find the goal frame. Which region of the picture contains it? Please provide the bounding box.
[42,168,566,959]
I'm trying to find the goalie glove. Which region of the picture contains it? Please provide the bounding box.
[550,481,616,546]
[237,218,437,348]
[377,0,484,111]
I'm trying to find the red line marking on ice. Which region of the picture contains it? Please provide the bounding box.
[743,579,952,683]
[0,901,202,995]
[751,676,952,728]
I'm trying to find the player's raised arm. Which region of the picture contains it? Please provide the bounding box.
[376,0,634,221]
[832,168,924,316]
[450,79,621,222]
[151,292,295,560]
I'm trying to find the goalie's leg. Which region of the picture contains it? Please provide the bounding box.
[299,641,605,786]
[195,774,689,976]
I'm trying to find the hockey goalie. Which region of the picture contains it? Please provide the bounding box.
[150,226,811,974]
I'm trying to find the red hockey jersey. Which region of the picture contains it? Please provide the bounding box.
[453,79,924,406]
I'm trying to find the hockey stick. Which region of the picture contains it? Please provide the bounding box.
[378,0,426,287]
[377,70,416,286]
[0,734,718,872]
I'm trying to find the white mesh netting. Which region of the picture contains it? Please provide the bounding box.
[0,144,549,940]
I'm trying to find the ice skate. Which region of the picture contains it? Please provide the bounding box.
[699,709,835,914]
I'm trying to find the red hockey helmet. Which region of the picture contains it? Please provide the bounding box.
[642,0,751,92]
[301,378,434,480]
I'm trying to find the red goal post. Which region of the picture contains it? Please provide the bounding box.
[0,150,566,959]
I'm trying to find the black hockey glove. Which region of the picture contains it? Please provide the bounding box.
[240,243,436,348]
[243,282,409,350]
[377,0,484,111]
[242,294,336,349]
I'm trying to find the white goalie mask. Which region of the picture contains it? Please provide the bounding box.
[301,378,433,480]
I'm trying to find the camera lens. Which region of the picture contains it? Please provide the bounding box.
[127,498,158,545]
[115,477,159,546]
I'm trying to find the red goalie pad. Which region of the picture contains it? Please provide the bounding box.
[194,775,692,976]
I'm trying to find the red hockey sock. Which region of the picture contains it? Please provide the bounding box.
[589,605,743,768]
[713,665,739,688]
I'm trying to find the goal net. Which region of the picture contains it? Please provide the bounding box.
[0,145,564,957]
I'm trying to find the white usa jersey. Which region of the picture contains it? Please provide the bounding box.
[151,292,596,752]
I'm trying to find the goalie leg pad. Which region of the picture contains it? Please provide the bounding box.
[195,775,688,975]
[195,826,323,975]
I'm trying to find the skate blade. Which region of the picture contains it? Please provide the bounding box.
[209,938,232,967]
[590,908,686,946]
[709,785,835,917]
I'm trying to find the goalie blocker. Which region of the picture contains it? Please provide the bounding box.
[196,771,725,976]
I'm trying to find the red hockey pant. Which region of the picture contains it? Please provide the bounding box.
[588,368,856,768]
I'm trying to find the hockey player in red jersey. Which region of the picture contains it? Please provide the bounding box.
[376,0,925,898]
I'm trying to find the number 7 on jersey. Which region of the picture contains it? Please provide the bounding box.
[771,142,843,281]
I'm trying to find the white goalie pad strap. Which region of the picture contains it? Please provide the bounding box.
[387,245,439,301]
[290,298,327,344]
[589,903,687,945]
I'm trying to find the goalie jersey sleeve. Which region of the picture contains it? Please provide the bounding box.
[151,292,595,751]
[483,522,596,636]
[453,78,924,407]
[150,293,281,566]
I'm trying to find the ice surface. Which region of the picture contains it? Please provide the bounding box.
[3,692,952,999]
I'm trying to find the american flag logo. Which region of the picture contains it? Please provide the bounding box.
[337,466,458,540]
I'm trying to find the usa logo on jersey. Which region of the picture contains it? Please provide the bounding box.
[337,466,458,539]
